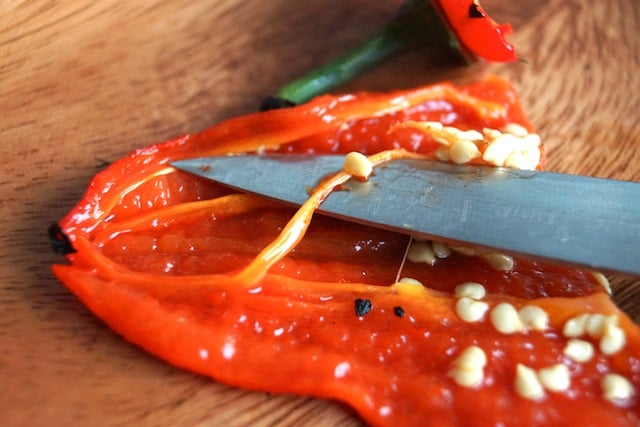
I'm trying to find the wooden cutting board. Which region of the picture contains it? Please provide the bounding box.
[1,1,638,425]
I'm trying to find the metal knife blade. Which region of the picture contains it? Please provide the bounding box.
[171,155,640,275]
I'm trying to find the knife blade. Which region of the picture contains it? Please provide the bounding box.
[171,155,640,275]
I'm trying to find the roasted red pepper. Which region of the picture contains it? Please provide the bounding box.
[53,76,640,426]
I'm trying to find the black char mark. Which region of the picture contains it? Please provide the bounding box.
[468,3,485,18]
[393,306,405,318]
[355,298,373,317]
[48,223,76,254]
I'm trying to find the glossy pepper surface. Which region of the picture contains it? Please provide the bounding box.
[53,76,640,426]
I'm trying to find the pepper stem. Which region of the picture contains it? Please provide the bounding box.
[276,27,405,104]
[274,1,462,105]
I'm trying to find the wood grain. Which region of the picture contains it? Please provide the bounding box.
[0,1,638,425]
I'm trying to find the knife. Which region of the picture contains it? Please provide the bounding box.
[171,155,640,275]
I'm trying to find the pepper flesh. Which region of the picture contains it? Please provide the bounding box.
[53,76,640,426]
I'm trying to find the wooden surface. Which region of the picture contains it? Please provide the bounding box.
[1,1,639,425]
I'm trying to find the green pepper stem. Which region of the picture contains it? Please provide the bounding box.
[275,2,460,104]
[276,27,406,104]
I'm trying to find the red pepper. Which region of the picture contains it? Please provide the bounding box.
[53,76,640,426]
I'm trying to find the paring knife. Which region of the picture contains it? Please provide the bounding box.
[171,155,640,275]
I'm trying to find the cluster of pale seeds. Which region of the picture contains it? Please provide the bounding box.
[405,236,609,294]
[445,281,633,404]
[426,122,542,170]
[392,278,633,404]
[406,237,515,272]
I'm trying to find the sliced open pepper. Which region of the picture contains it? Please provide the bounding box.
[53,76,640,426]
